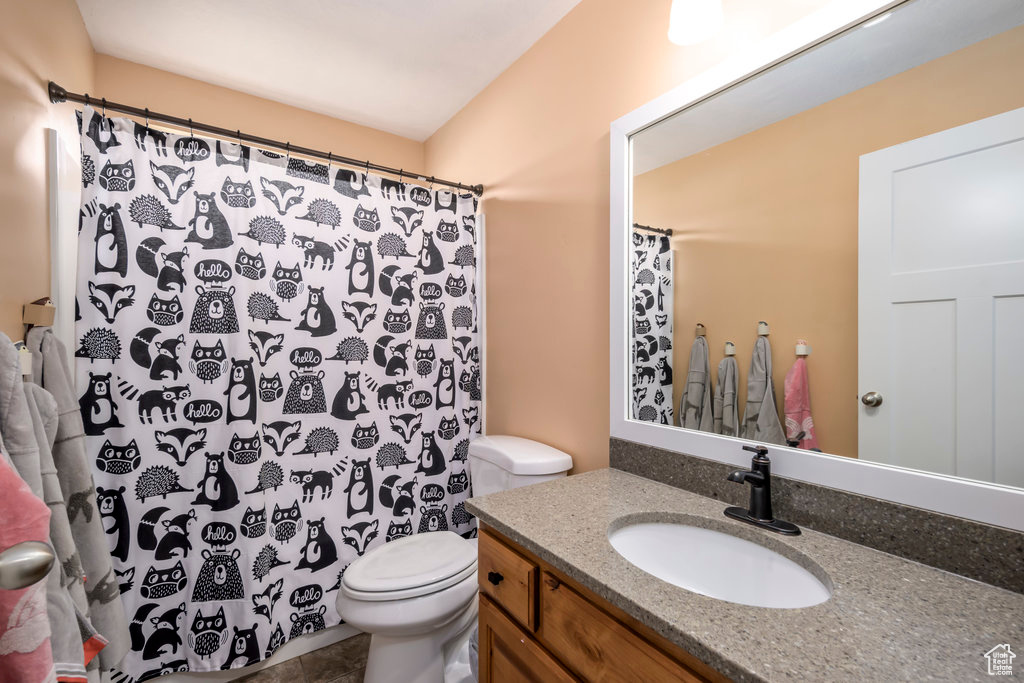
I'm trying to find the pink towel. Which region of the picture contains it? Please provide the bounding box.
[784,357,820,450]
[0,454,55,683]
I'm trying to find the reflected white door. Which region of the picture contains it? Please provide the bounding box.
[859,106,1024,487]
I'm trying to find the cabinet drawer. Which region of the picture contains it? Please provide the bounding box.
[479,594,576,683]
[479,530,538,630]
[538,571,709,682]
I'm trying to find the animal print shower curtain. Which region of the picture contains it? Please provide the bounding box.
[76,107,481,680]
[631,229,673,424]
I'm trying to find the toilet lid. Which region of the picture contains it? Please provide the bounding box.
[343,531,477,594]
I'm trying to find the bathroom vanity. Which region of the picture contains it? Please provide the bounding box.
[467,469,1024,682]
[477,526,724,682]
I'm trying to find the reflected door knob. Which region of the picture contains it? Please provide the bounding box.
[0,541,55,590]
[861,392,883,407]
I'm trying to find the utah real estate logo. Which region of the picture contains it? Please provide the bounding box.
[984,644,1015,676]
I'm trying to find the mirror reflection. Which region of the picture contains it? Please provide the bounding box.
[629,0,1024,488]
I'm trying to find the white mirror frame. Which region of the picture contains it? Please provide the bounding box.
[609,0,1024,531]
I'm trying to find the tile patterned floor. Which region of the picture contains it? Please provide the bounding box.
[234,634,369,683]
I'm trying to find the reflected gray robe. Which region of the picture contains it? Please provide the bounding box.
[741,336,786,445]
[713,356,739,437]
[679,336,713,432]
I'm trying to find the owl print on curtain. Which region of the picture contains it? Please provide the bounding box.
[631,229,673,424]
[77,108,481,680]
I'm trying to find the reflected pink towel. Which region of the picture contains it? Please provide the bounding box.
[0,454,55,683]
[784,358,820,450]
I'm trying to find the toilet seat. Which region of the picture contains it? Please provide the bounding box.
[342,561,478,601]
[342,531,477,602]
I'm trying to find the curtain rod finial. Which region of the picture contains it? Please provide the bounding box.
[48,81,67,104]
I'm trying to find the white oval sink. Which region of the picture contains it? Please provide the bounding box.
[609,522,831,609]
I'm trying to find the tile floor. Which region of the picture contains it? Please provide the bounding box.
[234,634,369,683]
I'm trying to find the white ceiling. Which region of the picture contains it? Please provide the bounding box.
[633,0,1024,174]
[76,0,581,141]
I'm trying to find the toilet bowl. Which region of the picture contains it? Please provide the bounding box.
[336,436,572,683]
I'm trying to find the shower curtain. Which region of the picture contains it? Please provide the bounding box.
[630,229,673,424]
[76,107,481,679]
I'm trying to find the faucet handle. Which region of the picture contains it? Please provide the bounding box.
[742,444,769,458]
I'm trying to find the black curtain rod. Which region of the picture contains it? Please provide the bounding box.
[633,222,673,236]
[48,81,484,196]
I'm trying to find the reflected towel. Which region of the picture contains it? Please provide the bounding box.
[679,336,713,431]
[784,357,820,450]
[741,337,786,445]
[713,356,739,436]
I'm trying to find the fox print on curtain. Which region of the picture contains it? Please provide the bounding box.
[76,107,481,679]
[631,229,673,424]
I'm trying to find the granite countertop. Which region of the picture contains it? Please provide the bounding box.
[465,468,1024,682]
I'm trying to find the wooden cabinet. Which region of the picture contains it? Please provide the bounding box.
[478,526,539,630]
[478,527,728,683]
[479,594,575,683]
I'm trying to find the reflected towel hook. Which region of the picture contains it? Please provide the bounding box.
[757,321,770,336]
[724,341,736,356]
[695,323,706,337]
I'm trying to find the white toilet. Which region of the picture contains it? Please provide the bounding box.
[336,435,572,683]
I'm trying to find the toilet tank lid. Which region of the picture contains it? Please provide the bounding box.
[469,435,573,475]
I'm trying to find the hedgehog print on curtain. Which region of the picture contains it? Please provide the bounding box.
[76,107,481,680]
[631,229,673,424]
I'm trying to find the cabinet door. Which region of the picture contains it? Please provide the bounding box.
[539,572,709,682]
[479,594,576,683]
[479,530,539,630]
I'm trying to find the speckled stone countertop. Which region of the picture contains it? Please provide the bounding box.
[466,469,1024,682]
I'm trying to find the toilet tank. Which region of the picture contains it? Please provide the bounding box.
[468,435,573,497]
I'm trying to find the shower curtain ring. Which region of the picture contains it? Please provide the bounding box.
[326,152,332,171]
[286,142,290,160]
[429,176,435,191]
[101,98,106,117]
[236,129,241,146]
[144,108,150,130]
[188,118,193,137]
[399,169,404,183]
[84,93,90,107]
[365,160,370,176]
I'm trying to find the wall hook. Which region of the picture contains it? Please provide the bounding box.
[724,341,736,356]
[795,339,811,356]
[695,323,706,337]
[757,321,770,336]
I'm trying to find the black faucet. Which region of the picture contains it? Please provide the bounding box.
[724,444,800,535]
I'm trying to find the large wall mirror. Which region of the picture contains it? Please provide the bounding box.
[610,0,1024,530]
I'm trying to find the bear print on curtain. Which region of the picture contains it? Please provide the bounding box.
[76,107,481,679]
[631,229,673,424]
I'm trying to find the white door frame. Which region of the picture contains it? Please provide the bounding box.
[609,0,1024,531]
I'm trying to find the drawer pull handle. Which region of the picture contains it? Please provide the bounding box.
[487,571,504,586]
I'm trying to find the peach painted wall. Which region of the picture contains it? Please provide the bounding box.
[93,55,424,172]
[0,0,94,339]
[634,25,1024,459]
[424,0,834,472]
